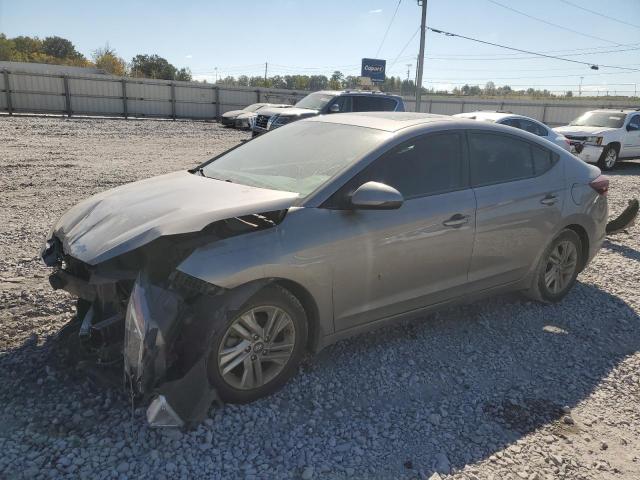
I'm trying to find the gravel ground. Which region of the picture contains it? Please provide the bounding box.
[1,115,639,480]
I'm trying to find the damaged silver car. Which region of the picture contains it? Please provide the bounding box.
[42,112,608,427]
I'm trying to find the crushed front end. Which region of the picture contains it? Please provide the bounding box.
[41,212,286,428]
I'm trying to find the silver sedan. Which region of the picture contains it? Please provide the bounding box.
[42,112,608,426]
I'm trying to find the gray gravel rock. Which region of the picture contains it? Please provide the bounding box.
[1,116,639,480]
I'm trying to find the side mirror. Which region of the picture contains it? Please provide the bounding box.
[329,104,340,113]
[350,181,404,210]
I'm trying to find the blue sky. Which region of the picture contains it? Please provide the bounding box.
[1,0,639,95]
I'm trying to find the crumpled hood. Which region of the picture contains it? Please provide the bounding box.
[554,125,615,136]
[258,107,317,117]
[50,171,299,265]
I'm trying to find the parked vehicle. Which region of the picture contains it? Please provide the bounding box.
[42,112,607,427]
[251,90,405,136]
[454,111,571,151]
[220,103,290,128]
[554,109,640,170]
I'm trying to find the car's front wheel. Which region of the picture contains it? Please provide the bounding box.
[598,144,618,171]
[525,229,582,303]
[207,285,308,403]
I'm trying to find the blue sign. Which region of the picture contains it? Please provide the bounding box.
[361,58,386,83]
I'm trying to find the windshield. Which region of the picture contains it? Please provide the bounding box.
[201,122,390,195]
[295,92,335,111]
[570,111,626,128]
[243,104,264,112]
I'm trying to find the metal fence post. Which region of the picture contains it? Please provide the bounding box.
[170,82,177,120]
[2,70,12,115]
[213,85,220,120]
[541,104,548,123]
[256,89,261,103]
[122,79,128,119]
[63,75,72,117]
[428,99,432,113]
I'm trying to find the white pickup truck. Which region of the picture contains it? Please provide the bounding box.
[555,109,640,170]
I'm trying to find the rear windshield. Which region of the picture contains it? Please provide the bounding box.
[570,112,625,128]
[202,122,391,195]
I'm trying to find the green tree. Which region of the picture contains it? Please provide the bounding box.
[175,67,192,81]
[130,54,177,79]
[329,70,344,90]
[0,33,16,61]
[42,36,81,59]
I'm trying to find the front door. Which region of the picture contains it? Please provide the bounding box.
[623,114,640,158]
[326,131,477,331]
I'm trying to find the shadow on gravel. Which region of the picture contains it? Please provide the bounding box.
[606,159,640,176]
[604,239,640,262]
[1,281,638,479]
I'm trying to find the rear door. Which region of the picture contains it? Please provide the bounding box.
[327,131,476,330]
[467,131,565,286]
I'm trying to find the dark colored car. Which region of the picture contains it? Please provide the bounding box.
[251,90,405,136]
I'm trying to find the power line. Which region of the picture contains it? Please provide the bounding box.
[389,26,420,69]
[486,0,621,45]
[559,0,640,30]
[427,27,640,71]
[375,0,402,57]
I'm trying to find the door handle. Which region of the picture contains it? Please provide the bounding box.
[443,214,470,228]
[540,194,557,206]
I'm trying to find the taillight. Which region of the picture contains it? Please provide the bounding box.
[589,175,609,195]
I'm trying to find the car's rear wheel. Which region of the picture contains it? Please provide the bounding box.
[207,285,307,403]
[598,144,618,171]
[525,229,582,303]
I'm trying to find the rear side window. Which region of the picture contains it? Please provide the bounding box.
[500,118,521,128]
[469,132,555,186]
[347,132,465,199]
[520,119,548,137]
[352,96,398,112]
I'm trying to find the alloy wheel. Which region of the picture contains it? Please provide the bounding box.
[604,149,617,169]
[217,306,296,390]
[544,240,578,294]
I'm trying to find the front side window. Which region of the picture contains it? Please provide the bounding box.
[337,132,465,202]
[352,96,398,112]
[500,118,521,129]
[330,96,353,113]
[628,114,640,130]
[295,92,335,111]
[469,133,534,186]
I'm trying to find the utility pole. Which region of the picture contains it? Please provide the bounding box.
[264,62,268,84]
[406,64,412,82]
[415,0,428,112]
[579,76,583,97]
[214,67,218,84]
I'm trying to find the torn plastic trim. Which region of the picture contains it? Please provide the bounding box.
[124,273,275,427]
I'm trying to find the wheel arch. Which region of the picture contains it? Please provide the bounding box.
[271,278,323,353]
[563,223,590,271]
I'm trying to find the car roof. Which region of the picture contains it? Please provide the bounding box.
[312,90,402,99]
[453,111,519,122]
[307,112,457,131]
[588,109,637,114]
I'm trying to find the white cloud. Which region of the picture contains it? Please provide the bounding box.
[369,8,383,14]
[185,54,193,59]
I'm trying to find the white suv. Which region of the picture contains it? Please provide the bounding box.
[555,109,640,170]
[453,111,571,151]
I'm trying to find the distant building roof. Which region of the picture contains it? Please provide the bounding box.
[0,61,105,76]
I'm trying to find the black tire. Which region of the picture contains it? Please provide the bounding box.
[206,284,308,403]
[597,144,618,171]
[525,229,582,304]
